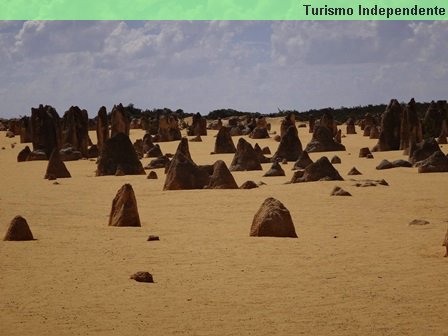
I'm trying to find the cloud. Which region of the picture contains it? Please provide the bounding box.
[0,20,446,118]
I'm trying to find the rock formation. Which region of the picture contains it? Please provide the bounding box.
[4,215,35,241]
[372,99,402,151]
[187,113,207,136]
[250,198,297,238]
[61,106,90,157]
[293,151,313,170]
[96,133,145,176]
[331,186,351,196]
[44,149,71,179]
[30,104,62,158]
[110,103,130,137]
[305,126,346,153]
[207,160,238,189]
[214,127,236,154]
[229,138,262,171]
[109,184,141,227]
[271,126,303,162]
[346,118,356,134]
[263,161,286,177]
[415,151,448,173]
[409,138,442,164]
[347,167,362,175]
[290,156,343,183]
[96,106,109,151]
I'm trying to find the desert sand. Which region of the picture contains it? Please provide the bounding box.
[0,118,447,336]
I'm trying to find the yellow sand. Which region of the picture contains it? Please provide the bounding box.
[0,119,447,336]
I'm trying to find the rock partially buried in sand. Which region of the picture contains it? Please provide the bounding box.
[415,151,448,173]
[250,198,297,238]
[347,167,362,175]
[147,235,160,241]
[207,160,238,189]
[109,184,141,227]
[409,219,430,226]
[443,229,448,257]
[130,271,154,283]
[331,186,352,196]
[359,147,372,158]
[239,181,259,189]
[330,155,341,164]
[147,171,158,179]
[4,215,35,241]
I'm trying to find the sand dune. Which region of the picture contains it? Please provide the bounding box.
[0,118,447,336]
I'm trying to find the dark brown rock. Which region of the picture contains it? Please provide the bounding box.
[30,104,62,158]
[346,118,356,134]
[293,151,313,170]
[110,103,130,137]
[130,271,153,283]
[187,113,207,136]
[253,143,270,164]
[305,126,346,153]
[44,149,71,179]
[359,147,372,158]
[250,198,297,238]
[189,135,202,142]
[263,161,286,177]
[147,171,158,179]
[109,184,141,227]
[416,151,448,173]
[146,144,163,158]
[145,155,170,170]
[331,186,352,196]
[272,126,303,162]
[61,106,90,157]
[347,167,362,175]
[229,138,262,171]
[330,155,341,164]
[409,138,442,164]
[96,133,145,176]
[214,127,236,154]
[207,160,238,189]
[4,216,35,241]
[163,152,209,190]
[443,229,448,257]
[96,106,109,152]
[291,156,343,183]
[372,99,402,151]
[17,146,31,162]
[239,181,259,189]
[280,113,296,138]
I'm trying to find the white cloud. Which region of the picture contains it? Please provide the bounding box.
[0,20,446,118]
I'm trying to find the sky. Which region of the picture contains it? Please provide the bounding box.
[0,20,447,118]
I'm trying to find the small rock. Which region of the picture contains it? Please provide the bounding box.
[130,271,154,283]
[409,219,430,226]
[331,186,352,196]
[147,235,160,241]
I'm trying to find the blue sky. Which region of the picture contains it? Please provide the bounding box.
[0,21,447,118]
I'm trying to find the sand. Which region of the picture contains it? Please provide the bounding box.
[0,119,447,336]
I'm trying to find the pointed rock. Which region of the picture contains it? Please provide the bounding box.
[207,160,238,189]
[305,126,346,153]
[263,161,285,177]
[359,147,372,158]
[250,198,297,238]
[272,126,303,162]
[4,216,35,241]
[347,167,362,175]
[147,171,158,179]
[214,127,236,154]
[293,151,313,170]
[44,149,71,179]
[331,186,352,196]
[291,156,343,183]
[17,146,31,162]
[330,155,341,164]
[229,138,262,171]
[109,184,141,227]
[163,152,209,190]
[254,143,270,163]
[409,138,441,164]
